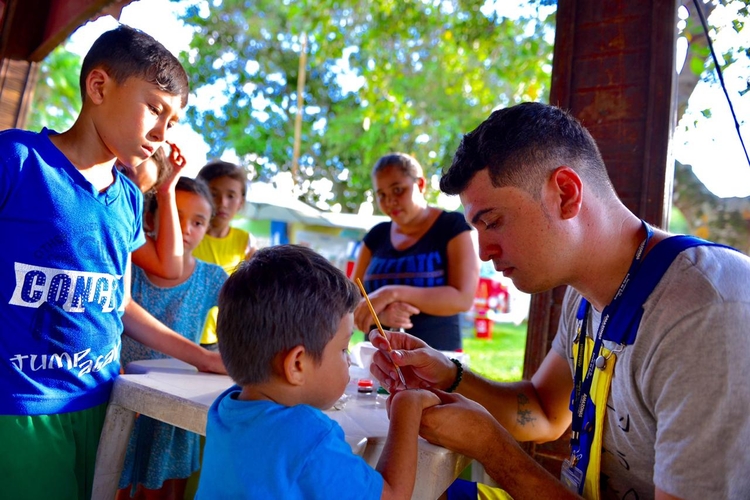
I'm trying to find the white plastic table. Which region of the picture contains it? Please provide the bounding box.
[91,358,471,500]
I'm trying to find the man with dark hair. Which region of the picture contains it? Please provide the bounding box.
[370,102,750,499]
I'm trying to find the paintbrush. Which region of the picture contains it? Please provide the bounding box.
[355,278,408,386]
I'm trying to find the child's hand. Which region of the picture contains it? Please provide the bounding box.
[156,141,187,196]
[385,388,441,418]
[166,141,187,169]
[196,350,227,375]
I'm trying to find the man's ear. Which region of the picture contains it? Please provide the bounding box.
[85,68,111,105]
[282,345,307,386]
[550,166,583,220]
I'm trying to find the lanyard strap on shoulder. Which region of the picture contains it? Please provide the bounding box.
[571,221,652,447]
[567,231,729,495]
[602,235,727,345]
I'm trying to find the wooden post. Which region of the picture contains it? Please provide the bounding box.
[291,32,308,187]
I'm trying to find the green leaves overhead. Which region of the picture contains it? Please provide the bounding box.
[27,45,82,133]
[176,0,554,212]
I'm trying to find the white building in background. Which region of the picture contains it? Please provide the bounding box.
[235,181,388,274]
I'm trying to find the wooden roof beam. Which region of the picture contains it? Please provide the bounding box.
[0,0,132,62]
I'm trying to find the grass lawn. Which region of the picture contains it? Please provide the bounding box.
[461,321,528,382]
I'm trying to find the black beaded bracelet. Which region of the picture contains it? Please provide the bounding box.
[446,358,463,393]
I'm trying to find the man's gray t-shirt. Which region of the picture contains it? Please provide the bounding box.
[552,245,750,500]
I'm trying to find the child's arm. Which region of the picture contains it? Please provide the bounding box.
[130,143,186,279]
[123,300,225,373]
[377,389,441,500]
[120,256,226,374]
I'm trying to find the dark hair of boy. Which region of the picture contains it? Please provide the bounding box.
[217,245,359,385]
[147,176,214,215]
[440,101,616,199]
[197,160,248,197]
[80,24,189,107]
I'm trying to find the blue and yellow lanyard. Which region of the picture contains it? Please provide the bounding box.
[567,221,653,493]
[565,226,729,496]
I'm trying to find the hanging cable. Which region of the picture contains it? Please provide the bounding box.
[692,0,750,167]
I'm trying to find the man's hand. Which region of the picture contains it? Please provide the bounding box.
[368,329,456,392]
[420,389,506,460]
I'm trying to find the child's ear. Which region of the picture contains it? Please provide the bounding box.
[282,345,307,386]
[85,68,111,105]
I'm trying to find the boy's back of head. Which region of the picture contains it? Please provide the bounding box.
[80,24,189,107]
[218,245,359,386]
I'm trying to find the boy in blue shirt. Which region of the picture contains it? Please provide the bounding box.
[0,25,223,499]
[197,245,440,499]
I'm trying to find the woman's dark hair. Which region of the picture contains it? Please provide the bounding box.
[372,152,424,180]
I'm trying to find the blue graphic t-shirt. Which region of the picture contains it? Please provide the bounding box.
[0,128,144,416]
[197,386,383,499]
[362,211,470,350]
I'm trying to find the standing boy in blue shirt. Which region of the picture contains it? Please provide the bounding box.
[0,25,223,500]
[197,245,440,499]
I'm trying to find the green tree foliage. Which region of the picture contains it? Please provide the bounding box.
[27,44,82,133]
[27,1,747,250]
[175,0,553,212]
[673,160,750,254]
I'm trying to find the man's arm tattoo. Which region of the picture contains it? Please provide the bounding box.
[516,393,537,426]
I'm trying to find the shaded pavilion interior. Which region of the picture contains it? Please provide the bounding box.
[0,0,680,477]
